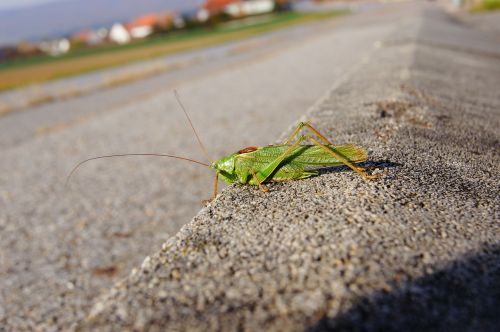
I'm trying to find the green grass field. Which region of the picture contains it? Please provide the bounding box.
[0,11,346,91]
[472,0,500,11]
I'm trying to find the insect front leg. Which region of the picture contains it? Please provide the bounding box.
[202,172,219,204]
[212,172,219,198]
[283,122,333,145]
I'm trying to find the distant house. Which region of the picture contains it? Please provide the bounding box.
[16,41,40,57]
[197,0,240,22]
[197,0,275,22]
[109,23,130,44]
[126,13,173,39]
[225,0,275,17]
[38,38,71,56]
[72,29,92,44]
[126,13,158,39]
[72,28,108,46]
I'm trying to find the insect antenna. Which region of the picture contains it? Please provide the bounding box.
[174,90,213,163]
[66,153,209,186]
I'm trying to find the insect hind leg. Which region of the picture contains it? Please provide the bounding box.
[303,134,381,180]
[283,122,333,145]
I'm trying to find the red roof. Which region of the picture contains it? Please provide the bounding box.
[126,13,161,30]
[72,29,92,42]
[203,0,240,12]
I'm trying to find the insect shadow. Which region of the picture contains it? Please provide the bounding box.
[317,160,401,176]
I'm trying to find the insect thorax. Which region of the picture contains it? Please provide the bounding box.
[212,154,239,184]
[213,154,237,173]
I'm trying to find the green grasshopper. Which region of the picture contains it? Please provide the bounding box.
[209,121,378,195]
[68,92,380,199]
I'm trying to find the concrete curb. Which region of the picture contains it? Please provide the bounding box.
[81,5,500,331]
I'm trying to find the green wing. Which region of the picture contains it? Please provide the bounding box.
[242,144,366,165]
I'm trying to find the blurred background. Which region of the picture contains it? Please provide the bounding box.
[0,0,498,330]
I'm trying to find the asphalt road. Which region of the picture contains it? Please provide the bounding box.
[0,2,405,330]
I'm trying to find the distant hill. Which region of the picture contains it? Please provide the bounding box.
[0,0,203,46]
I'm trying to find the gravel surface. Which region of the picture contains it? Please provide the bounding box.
[0,2,406,331]
[80,3,500,331]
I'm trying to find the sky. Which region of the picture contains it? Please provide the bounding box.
[0,0,75,10]
[0,0,203,46]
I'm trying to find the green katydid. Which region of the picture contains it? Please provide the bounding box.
[67,91,381,199]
